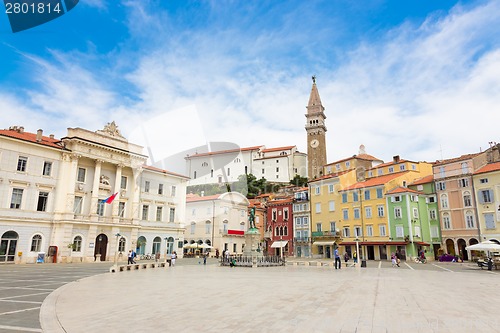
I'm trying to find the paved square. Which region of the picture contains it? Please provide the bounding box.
[41,262,500,333]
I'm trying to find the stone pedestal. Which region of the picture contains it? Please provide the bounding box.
[243,228,263,266]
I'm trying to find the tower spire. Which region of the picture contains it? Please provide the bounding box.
[305,76,327,180]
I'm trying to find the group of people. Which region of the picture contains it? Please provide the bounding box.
[334,248,358,269]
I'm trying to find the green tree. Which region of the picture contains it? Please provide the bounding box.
[290,174,308,187]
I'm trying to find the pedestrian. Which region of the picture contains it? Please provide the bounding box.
[127,250,133,265]
[131,249,137,264]
[395,252,401,267]
[171,251,177,266]
[215,248,220,258]
[334,247,341,269]
[353,251,358,265]
[391,253,397,267]
[203,251,207,265]
[344,252,350,264]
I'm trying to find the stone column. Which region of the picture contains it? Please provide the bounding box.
[130,166,143,224]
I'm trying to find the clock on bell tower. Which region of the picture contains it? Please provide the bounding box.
[305,76,327,180]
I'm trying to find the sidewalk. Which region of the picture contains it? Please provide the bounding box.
[41,263,500,333]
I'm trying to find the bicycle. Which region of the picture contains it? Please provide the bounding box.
[140,254,153,260]
[414,257,427,264]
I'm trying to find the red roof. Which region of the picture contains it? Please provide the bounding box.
[340,172,408,191]
[0,128,63,149]
[143,165,189,179]
[386,186,422,195]
[261,146,296,153]
[186,193,222,202]
[474,162,500,175]
[410,175,434,186]
[186,145,263,158]
[433,153,481,166]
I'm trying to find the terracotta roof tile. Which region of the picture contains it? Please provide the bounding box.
[410,175,434,186]
[186,145,263,158]
[433,153,482,166]
[0,129,63,149]
[474,161,500,175]
[261,146,296,153]
[340,172,408,192]
[386,186,422,195]
[143,165,189,179]
[186,193,222,202]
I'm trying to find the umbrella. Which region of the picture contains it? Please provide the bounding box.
[200,243,213,249]
[465,241,500,252]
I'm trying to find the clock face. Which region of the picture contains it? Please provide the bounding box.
[310,139,319,148]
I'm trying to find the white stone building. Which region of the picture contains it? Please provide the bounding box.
[0,123,188,264]
[185,192,249,255]
[185,145,307,186]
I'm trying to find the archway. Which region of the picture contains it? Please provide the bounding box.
[445,239,455,255]
[0,231,19,262]
[136,236,146,255]
[457,239,467,261]
[94,234,108,261]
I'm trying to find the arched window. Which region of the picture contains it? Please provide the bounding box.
[463,191,472,207]
[72,236,82,252]
[30,235,42,252]
[284,226,288,236]
[442,213,451,229]
[440,194,449,209]
[152,237,161,254]
[275,226,279,236]
[118,237,126,252]
[465,211,474,229]
[137,236,146,255]
[166,237,174,254]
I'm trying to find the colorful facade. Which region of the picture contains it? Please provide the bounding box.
[473,161,500,245]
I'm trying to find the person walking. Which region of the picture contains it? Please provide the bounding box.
[127,250,133,265]
[334,247,341,269]
[391,253,397,267]
[171,251,177,266]
[344,252,350,265]
[353,251,358,265]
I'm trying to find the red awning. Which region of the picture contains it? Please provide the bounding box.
[414,241,430,246]
[227,230,244,236]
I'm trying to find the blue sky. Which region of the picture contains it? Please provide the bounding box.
[1,0,499,169]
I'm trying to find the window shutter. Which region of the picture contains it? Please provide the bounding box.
[478,191,484,204]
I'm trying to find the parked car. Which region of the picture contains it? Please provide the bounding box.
[439,254,459,262]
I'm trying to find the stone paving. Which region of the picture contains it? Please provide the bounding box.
[40,260,500,333]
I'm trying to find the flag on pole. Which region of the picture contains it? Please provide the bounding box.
[103,192,118,204]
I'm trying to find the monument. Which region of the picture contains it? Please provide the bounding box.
[243,207,263,267]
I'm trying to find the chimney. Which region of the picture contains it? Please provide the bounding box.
[393,155,400,163]
[36,129,43,142]
[19,126,24,133]
[49,134,54,139]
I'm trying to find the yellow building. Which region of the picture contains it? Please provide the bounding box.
[473,161,500,244]
[310,152,433,260]
[338,157,433,260]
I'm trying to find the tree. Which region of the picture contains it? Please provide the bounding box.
[290,174,308,187]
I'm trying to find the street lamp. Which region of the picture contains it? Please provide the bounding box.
[355,236,360,268]
[113,233,121,268]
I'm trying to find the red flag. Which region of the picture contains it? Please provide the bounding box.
[103,192,118,204]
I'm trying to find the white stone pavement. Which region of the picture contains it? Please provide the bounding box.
[41,263,500,333]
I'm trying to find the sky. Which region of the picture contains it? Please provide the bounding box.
[1,0,499,173]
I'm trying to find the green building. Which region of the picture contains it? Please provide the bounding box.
[386,175,441,261]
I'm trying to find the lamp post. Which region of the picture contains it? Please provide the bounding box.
[280,235,283,260]
[113,233,121,268]
[355,236,360,268]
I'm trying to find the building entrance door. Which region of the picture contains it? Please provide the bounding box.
[0,231,19,262]
[94,234,108,261]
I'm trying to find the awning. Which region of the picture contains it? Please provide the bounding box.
[313,241,336,246]
[271,241,288,248]
[340,241,409,246]
[414,241,430,246]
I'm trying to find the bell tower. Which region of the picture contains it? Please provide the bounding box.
[305,76,327,180]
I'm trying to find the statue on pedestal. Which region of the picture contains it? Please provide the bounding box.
[248,207,256,229]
